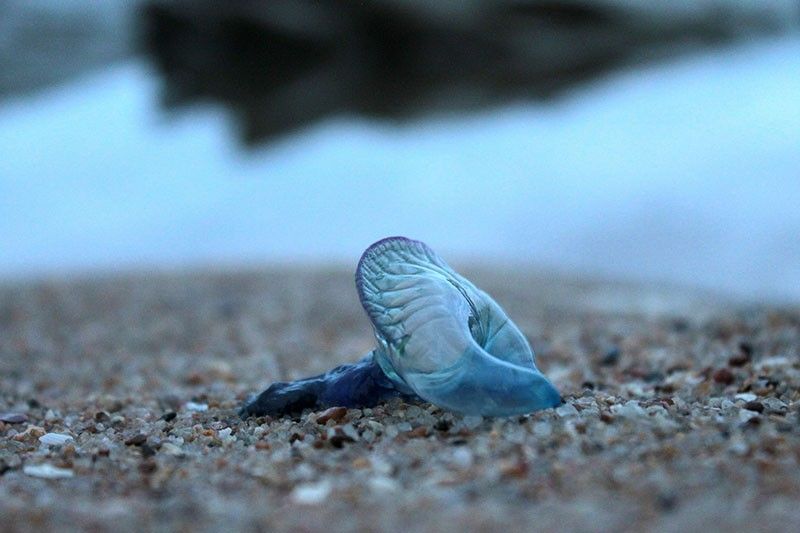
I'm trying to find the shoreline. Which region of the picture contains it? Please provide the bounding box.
[1,268,798,531]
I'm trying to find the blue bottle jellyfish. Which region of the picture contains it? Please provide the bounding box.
[241,237,561,418]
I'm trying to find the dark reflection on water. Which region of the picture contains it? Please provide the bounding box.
[0,1,798,302]
[139,0,795,145]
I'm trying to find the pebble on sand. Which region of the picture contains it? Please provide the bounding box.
[290,481,332,504]
[0,413,28,424]
[39,433,74,446]
[611,401,646,418]
[23,464,74,479]
[712,368,736,385]
[316,406,347,424]
[739,409,761,423]
[185,402,209,412]
[124,434,148,446]
[12,425,46,441]
[160,442,184,456]
[556,403,579,417]
[735,393,758,402]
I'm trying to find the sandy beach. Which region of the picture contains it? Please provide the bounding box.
[1,267,799,532]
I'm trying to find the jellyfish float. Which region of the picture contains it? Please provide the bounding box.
[240,237,561,418]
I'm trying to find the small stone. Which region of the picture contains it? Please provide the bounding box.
[728,438,749,455]
[371,458,393,476]
[39,433,74,446]
[316,406,347,424]
[756,356,790,369]
[93,411,110,422]
[100,396,124,412]
[125,434,148,446]
[556,403,579,418]
[185,372,207,385]
[451,448,473,469]
[406,405,422,418]
[500,460,529,479]
[761,397,788,414]
[184,402,208,412]
[735,393,757,402]
[23,463,74,479]
[160,442,184,456]
[351,457,371,469]
[139,458,158,474]
[366,420,385,433]
[328,427,355,448]
[533,422,552,437]
[291,481,331,504]
[720,399,735,410]
[743,401,764,413]
[1,455,21,471]
[738,342,754,357]
[461,416,483,430]
[643,371,665,383]
[161,412,177,422]
[728,353,750,367]
[368,476,399,492]
[407,426,429,438]
[218,427,233,440]
[739,409,760,423]
[0,413,28,424]
[599,412,614,424]
[611,401,646,418]
[712,368,735,385]
[12,425,46,441]
[433,419,451,432]
[140,444,157,458]
[341,424,360,440]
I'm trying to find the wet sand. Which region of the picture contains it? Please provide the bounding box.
[1,267,799,532]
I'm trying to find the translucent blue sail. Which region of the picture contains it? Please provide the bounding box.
[241,237,560,418]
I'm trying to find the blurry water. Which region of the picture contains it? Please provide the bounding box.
[1,36,799,302]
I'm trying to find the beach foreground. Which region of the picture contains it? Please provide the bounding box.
[1,268,799,531]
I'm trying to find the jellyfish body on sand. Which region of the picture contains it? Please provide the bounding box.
[240,237,561,418]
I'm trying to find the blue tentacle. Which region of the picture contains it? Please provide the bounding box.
[239,351,418,418]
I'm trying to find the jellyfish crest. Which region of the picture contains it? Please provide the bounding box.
[356,236,560,416]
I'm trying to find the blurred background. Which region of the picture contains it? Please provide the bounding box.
[0,0,798,302]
